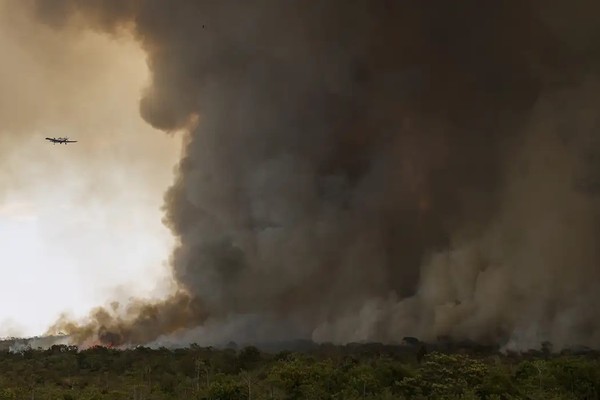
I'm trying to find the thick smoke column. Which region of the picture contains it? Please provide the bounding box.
[36,0,600,349]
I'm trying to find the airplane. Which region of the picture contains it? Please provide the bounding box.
[45,137,77,145]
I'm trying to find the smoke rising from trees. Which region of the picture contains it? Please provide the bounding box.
[31,0,600,350]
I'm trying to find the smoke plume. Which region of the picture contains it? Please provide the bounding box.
[33,0,600,350]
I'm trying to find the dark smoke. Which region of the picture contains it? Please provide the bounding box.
[35,0,600,350]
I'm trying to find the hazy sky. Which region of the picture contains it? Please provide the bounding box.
[0,2,181,337]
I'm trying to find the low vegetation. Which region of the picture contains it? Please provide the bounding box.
[0,342,598,399]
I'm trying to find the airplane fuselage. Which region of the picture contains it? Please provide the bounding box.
[45,137,77,145]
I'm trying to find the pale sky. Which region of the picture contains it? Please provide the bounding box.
[0,2,181,337]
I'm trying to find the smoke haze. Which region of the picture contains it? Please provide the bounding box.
[24,0,600,350]
[0,1,180,336]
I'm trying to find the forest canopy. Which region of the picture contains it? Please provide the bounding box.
[0,341,597,399]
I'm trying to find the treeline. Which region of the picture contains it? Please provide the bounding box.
[0,342,599,399]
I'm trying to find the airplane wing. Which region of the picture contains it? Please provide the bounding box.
[45,137,77,144]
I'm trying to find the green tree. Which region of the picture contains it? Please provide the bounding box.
[0,389,16,400]
[207,376,247,400]
[397,352,487,398]
[238,346,261,371]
